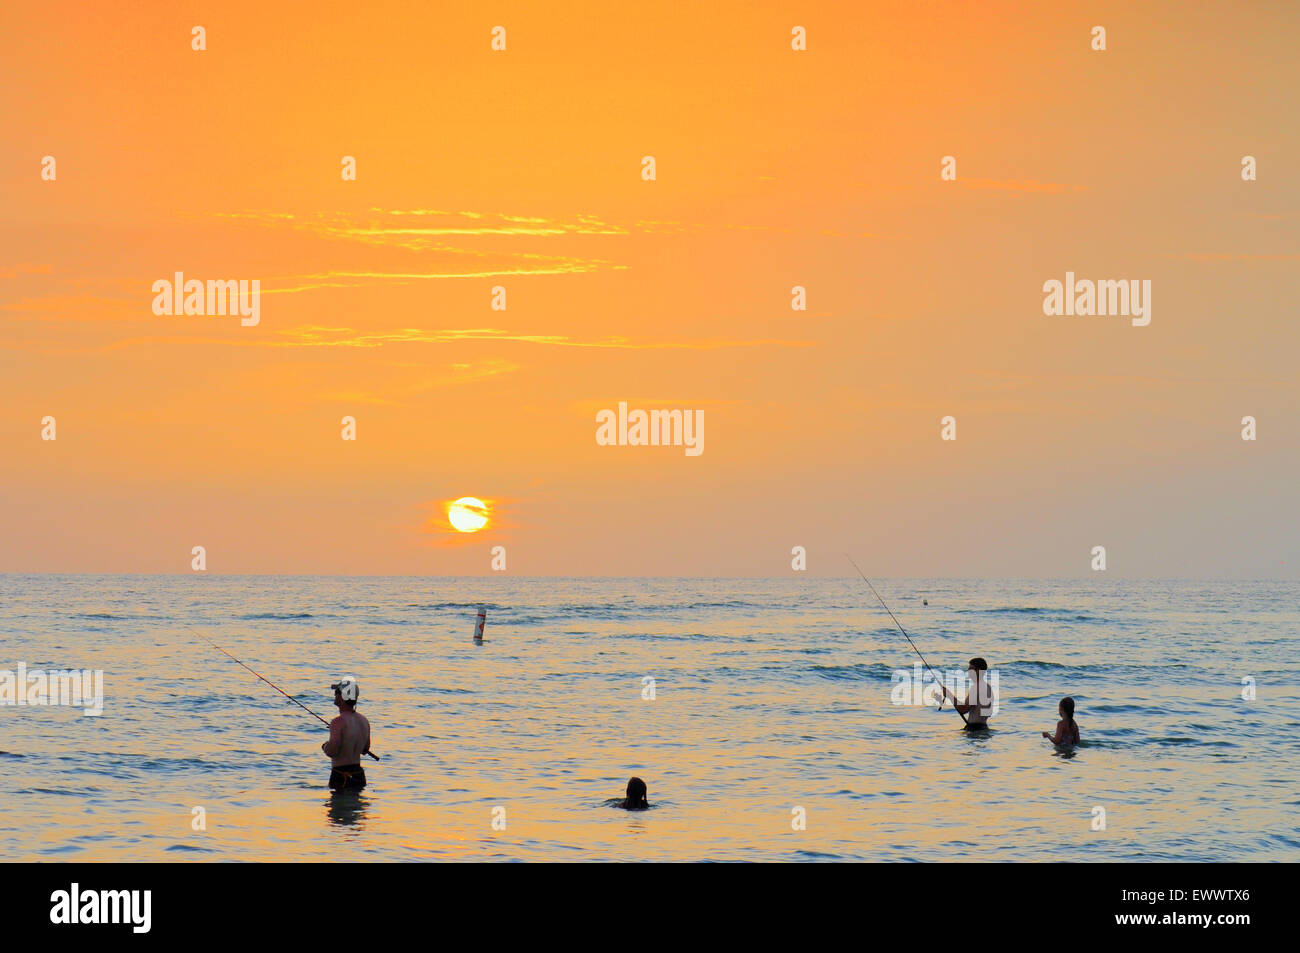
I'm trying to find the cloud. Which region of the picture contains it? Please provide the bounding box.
[270,326,814,351]
[314,357,521,406]
[408,359,521,393]
[215,208,876,249]
[74,326,811,356]
[214,209,630,249]
[262,259,618,294]
[313,391,404,407]
[959,179,1089,194]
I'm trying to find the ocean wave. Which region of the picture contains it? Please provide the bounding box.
[955,607,1106,623]
[74,612,166,621]
[134,756,233,772]
[807,662,897,682]
[1004,660,1079,670]
[1148,736,1239,748]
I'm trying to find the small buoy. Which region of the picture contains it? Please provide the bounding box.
[473,605,487,642]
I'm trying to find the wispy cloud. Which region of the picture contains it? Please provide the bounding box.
[215,208,877,248]
[409,358,521,392]
[273,326,814,351]
[79,327,812,355]
[262,259,617,295]
[313,390,404,407]
[959,178,1089,194]
[214,209,630,250]
[315,360,521,405]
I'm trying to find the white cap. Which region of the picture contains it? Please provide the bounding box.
[330,676,359,702]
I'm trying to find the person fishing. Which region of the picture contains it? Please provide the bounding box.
[1042,696,1081,746]
[846,556,986,730]
[936,657,995,731]
[323,676,373,790]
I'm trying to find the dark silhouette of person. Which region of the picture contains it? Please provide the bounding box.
[620,776,649,810]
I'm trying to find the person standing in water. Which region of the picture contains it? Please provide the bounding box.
[1043,697,1081,746]
[323,676,372,790]
[937,657,994,730]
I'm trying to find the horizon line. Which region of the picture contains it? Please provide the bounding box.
[0,572,1294,582]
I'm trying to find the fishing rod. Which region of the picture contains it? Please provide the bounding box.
[197,632,380,760]
[845,555,969,725]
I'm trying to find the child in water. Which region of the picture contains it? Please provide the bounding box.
[1042,697,1081,746]
[620,776,649,810]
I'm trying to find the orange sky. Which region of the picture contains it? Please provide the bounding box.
[1,1,1296,576]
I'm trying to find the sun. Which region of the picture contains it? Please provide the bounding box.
[447,497,490,533]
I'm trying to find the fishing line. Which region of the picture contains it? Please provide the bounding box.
[845,555,969,725]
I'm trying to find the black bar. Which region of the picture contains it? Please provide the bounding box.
[4,862,1277,939]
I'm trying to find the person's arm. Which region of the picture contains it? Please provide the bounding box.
[938,682,973,714]
[1044,720,1066,744]
[321,717,342,756]
[361,718,372,756]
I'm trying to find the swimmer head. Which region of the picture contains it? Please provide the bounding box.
[624,776,648,810]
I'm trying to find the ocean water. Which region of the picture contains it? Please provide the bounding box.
[0,575,1296,862]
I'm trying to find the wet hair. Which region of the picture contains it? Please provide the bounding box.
[1060,697,1077,739]
[968,657,988,671]
[623,776,648,810]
